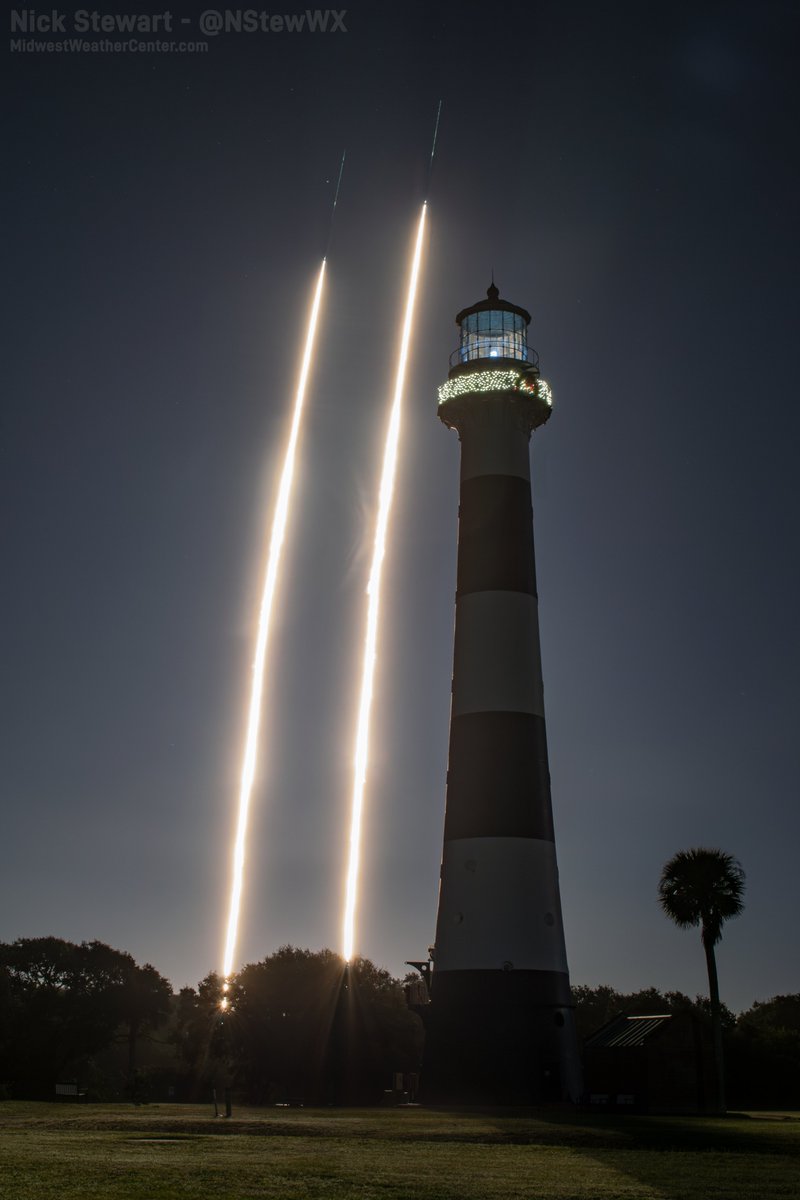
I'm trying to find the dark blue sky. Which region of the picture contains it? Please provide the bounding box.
[3,1,798,1012]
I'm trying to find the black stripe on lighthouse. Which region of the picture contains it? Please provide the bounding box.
[444,711,554,841]
[457,474,537,597]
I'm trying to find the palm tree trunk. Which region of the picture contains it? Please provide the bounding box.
[703,936,726,1113]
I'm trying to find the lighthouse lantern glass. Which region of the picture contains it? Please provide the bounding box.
[459,309,527,364]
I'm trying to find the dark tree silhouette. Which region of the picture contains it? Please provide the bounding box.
[739,993,800,1035]
[0,937,159,1093]
[172,972,230,1099]
[230,947,343,1103]
[225,947,422,1104]
[729,993,800,1108]
[658,848,745,1113]
[118,963,173,1092]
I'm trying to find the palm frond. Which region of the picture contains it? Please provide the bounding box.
[658,847,745,944]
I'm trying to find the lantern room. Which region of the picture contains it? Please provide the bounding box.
[450,282,538,374]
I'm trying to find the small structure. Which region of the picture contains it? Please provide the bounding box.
[54,1082,88,1102]
[583,1013,714,1113]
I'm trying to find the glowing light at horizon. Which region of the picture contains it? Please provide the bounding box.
[342,204,428,962]
[222,259,327,982]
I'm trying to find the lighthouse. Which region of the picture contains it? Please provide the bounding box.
[421,284,581,1103]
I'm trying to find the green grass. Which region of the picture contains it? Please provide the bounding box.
[1,1102,798,1200]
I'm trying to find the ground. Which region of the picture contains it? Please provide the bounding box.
[1,1102,798,1199]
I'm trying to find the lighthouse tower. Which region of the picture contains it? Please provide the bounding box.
[422,284,581,1103]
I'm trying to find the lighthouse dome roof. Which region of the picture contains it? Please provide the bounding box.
[455,283,531,328]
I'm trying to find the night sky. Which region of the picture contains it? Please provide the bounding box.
[3,1,799,1014]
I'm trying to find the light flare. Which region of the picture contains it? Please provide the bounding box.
[342,204,428,962]
[222,259,327,981]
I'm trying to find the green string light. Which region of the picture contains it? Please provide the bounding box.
[438,369,553,408]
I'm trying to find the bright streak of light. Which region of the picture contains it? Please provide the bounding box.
[342,204,428,962]
[221,259,327,982]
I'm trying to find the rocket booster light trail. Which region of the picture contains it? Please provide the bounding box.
[342,204,428,962]
[222,259,326,982]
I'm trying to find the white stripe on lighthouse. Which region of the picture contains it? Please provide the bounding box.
[435,836,569,974]
[459,412,532,483]
[451,591,544,718]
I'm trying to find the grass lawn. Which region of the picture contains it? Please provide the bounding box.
[1,1102,798,1200]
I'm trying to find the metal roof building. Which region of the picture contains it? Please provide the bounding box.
[583,1012,715,1113]
[585,1014,673,1049]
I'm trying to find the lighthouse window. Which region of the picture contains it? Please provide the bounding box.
[459,309,527,364]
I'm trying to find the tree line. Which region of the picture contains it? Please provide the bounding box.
[1,935,797,1107]
[0,939,423,1104]
[572,983,800,1108]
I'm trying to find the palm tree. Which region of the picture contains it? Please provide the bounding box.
[658,848,745,1113]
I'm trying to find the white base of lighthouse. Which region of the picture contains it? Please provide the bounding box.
[435,837,568,972]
